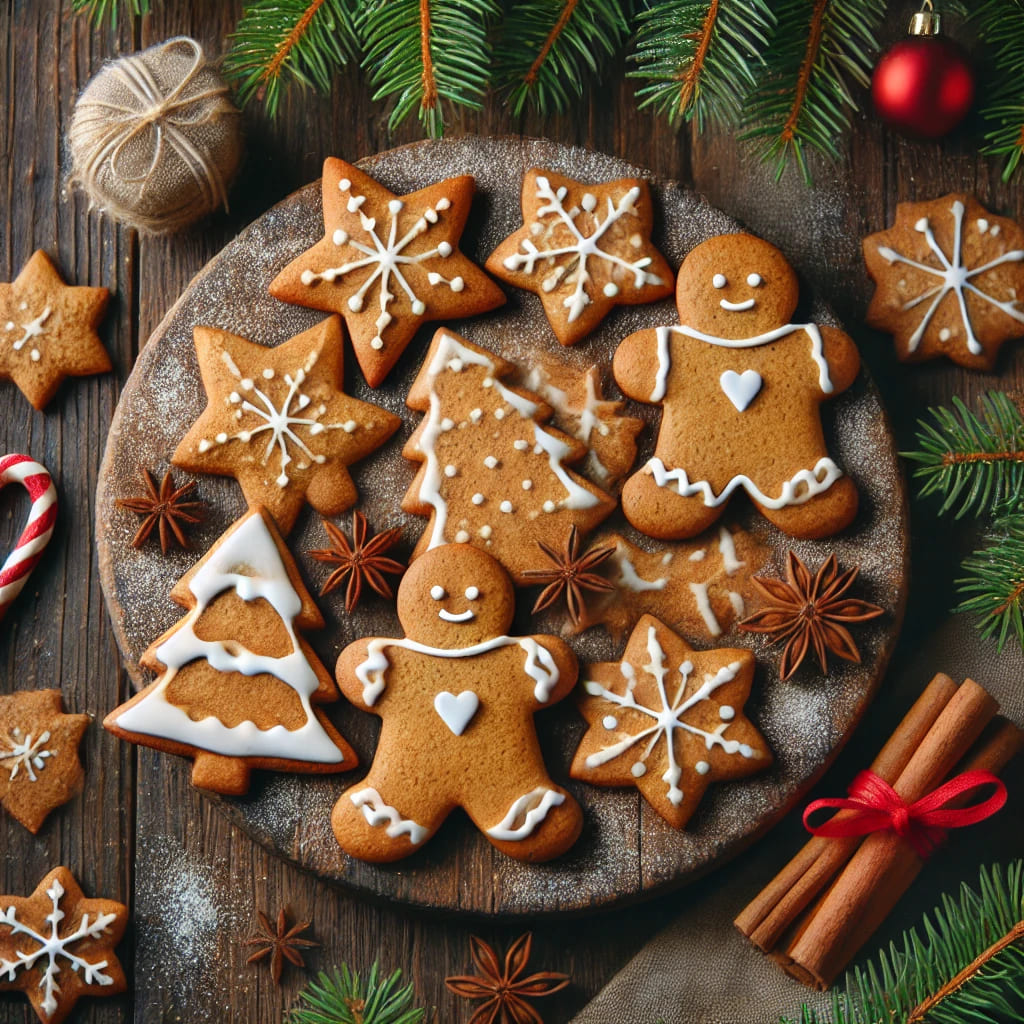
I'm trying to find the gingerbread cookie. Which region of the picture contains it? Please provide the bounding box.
[0,251,110,410]
[525,359,644,487]
[0,691,89,833]
[171,316,400,535]
[269,158,505,387]
[571,615,771,828]
[615,233,860,540]
[864,194,1024,370]
[332,543,582,862]
[104,506,357,795]
[402,329,616,582]
[0,866,128,1024]
[487,169,673,345]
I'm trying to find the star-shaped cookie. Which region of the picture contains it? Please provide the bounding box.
[172,316,401,535]
[0,251,110,409]
[269,158,505,387]
[0,690,89,834]
[0,867,128,1024]
[864,193,1024,370]
[570,614,771,828]
[487,169,674,346]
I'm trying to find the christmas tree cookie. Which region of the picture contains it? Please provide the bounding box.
[270,157,505,387]
[401,328,616,582]
[571,615,771,828]
[172,316,400,535]
[104,506,357,794]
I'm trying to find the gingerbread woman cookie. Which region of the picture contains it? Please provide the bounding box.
[332,543,582,863]
[614,234,860,540]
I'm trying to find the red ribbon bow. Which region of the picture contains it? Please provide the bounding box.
[803,768,1007,859]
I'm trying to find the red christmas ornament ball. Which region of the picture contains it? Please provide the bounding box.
[872,36,974,138]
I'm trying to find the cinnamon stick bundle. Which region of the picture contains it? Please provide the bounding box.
[735,676,1023,990]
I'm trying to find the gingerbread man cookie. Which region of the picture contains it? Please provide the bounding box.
[614,234,860,540]
[333,543,582,863]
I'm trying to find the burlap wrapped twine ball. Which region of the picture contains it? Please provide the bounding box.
[69,37,243,234]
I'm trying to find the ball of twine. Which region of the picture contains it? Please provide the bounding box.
[69,36,243,234]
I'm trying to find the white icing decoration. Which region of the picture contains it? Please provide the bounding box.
[355,635,560,706]
[430,585,446,600]
[647,455,843,510]
[719,705,735,721]
[0,877,118,1019]
[300,179,461,350]
[0,727,53,782]
[4,304,51,361]
[652,326,672,401]
[695,760,710,775]
[877,200,1024,355]
[198,348,357,488]
[415,333,602,550]
[712,274,727,289]
[485,787,565,841]
[728,591,745,616]
[689,582,722,637]
[718,527,744,575]
[614,552,667,592]
[438,607,474,623]
[719,369,762,411]
[747,273,763,287]
[349,787,428,844]
[689,549,706,562]
[720,297,756,312]
[433,690,479,735]
[582,626,755,805]
[502,176,663,322]
[465,586,480,599]
[114,512,346,763]
[602,715,617,730]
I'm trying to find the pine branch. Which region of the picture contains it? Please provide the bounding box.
[971,0,1024,182]
[223,0,359,117]
[493,0,632,118]
[70,0,152,25]
[286,963,427,1024]
[629,0,775,131]
[739,0,885,184]
[778,862,1024,1024]
[358,0,500,137]
[956,516,1024,651]
[902,392,1024,520]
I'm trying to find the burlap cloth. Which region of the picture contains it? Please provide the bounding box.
[572,613,1024,1024]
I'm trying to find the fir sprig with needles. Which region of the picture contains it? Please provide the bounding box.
[286,964,427,1024]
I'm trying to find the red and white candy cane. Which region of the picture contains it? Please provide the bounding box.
[0,454,57,623]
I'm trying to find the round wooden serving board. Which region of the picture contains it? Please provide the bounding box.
[97,137,908,916]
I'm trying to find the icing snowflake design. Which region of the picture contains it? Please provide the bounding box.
[0,878,117,1019]
[198,348,360,488]
[878,199,1024,355]
[0,727,53,782]
[501,176,664,323]
[582,625,755,806]
[300,179,464,351]
[4,303,51,362]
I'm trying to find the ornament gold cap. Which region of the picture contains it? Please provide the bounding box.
[909,1,941,35]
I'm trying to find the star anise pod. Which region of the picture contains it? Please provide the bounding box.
[244,908,318,985]
[522,526,616,626]
[738,551,884,681]
[445,933,569,1024]
[309,511,405,613]
[115,468,205,554]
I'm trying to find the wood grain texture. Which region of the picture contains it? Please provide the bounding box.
[2,1,1022,1022]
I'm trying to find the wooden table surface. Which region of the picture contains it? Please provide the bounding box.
[2,4,1020,1023]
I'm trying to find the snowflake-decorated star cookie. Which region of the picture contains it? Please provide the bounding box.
[864,194,1024,370]
[172,317,401,535]
[0,867,128,1024]
[486,169,673,346]
[0,690,89,834]
[570,614,771,828]
[270,158,505,387]
[0,251,110,409]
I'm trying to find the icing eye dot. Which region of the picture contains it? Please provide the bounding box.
[746,273,763,287]
[712,273,727,289]
[430,586,446,601]
[464,586,480,600]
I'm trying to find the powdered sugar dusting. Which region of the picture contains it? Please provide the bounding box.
[96,138,907,914]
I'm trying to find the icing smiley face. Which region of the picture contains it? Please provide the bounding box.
[677,234,799,339]
[398,544,514,647]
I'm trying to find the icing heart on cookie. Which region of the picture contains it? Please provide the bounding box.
[719,369,762,412]
[433,690,480,735]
